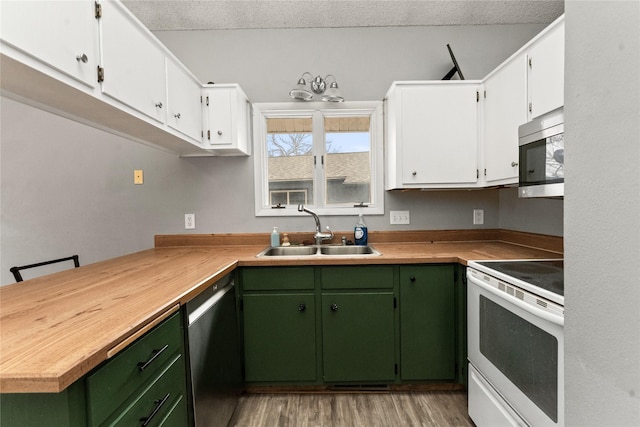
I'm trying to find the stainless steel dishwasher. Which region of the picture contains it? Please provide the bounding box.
[185,273,242,427]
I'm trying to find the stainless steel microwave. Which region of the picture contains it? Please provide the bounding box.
[518,107,564,198]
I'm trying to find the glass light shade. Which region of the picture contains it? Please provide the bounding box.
[289,78,313,101]
[321,81,344,102]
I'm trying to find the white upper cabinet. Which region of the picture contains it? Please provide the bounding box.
[526,17,565,120]
[481,15,564,185]
[202,84,251,156]
[166,58,203,143]
[385,81,480,190]
[483,55,528,184]
[99,0,167,124]
[0,0,99,89]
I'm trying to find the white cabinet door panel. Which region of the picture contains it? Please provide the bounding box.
[166,59,202,143]
[99,1,166,123]
[484,56,528,184]
[0,0,98,88]
[400,84,478,185]
[527,20,564,119]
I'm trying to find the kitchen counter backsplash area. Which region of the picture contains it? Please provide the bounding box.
[154,229,563,253]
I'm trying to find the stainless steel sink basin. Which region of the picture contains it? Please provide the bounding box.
[319,245,379,256]
[256,245,380,257]
[259,246,319,256]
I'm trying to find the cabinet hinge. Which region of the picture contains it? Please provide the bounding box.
[476,91,479,102]
[394,363,398,375]
[206,96,210,106]
[393,297,397,309]
[94,2,102,19]
[97,66,104,83]
[484,168,487,176]
[484,90,487,99]
[239,299,243,311]
[529,57,533,68]
[476,169,479,179]
[207,130,211,140]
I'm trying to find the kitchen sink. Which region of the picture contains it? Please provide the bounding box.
[257,245,380,257]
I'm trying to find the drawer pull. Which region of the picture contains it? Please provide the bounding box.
[137,344,169,372]
[140,393,170,427]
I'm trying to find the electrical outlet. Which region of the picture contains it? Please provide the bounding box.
[134,170,143,184]
[185,213,195,229]
[473,209,484,225]
[390,210,410,225]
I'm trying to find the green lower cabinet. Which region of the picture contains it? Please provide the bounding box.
[321,292,396,382]
[243,293,316,382]
[399,265,456,381]
[0,381,87,427]
[0,311,188,427]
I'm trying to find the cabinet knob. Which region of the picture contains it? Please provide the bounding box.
[410,276,416,283]
[528,102,532,113]
[298,303,306,312]
[75,53,88,63]
[217,130,223,136]
[174,113,181,119]
[411,171,417,176]
[511,162,519,167]
[155,102,163,109]
[330,303,339,312]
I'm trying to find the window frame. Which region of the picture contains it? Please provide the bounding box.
[253,101,384,217]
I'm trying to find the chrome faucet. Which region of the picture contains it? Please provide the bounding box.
[298,204,334,245]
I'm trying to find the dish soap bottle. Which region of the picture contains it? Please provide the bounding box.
[271,227,280,247]
[354,214,368,246]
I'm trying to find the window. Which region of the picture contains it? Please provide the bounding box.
[253,102,384,216]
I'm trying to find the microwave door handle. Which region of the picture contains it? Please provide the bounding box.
[468,273,564,327]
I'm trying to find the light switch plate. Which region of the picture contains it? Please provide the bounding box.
[473,209,484,225]
[390,210,410,225]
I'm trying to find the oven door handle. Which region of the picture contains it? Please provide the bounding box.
[468,273,564,327]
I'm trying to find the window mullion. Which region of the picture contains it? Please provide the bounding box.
[312,110,325,208]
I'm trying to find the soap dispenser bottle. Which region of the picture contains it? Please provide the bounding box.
[354,214,368,246]
[271,227,280,247]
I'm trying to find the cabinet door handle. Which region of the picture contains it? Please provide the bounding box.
[140,393,170,427]
[298,303,306,312]
[330,303,339,311]
[137,344,169,371]
[511,162,519,167]
[155,102,163,109]
[75,53,88,63]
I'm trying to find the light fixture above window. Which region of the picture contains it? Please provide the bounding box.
[289,72,344,102]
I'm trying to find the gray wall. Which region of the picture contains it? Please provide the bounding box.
[1,22,564,285]
[564,1,640,425]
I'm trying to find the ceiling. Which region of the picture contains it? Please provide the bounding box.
[122,1,565,31]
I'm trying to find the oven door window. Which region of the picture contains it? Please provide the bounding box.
[519,134,564,186]
[479,295,558,422]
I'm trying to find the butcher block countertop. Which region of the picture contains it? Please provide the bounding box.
[0,229,561,393]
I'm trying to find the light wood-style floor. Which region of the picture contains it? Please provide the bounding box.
[229,391,474,426]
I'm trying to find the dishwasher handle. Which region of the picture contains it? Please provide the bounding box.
[188,281,235,326]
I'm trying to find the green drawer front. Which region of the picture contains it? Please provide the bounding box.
[86,312,183,426]
[105,354,187,427]
[242,267,314,290]
[320,266,394,290]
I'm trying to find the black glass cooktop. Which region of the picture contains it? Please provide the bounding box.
[476,260,564,297]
